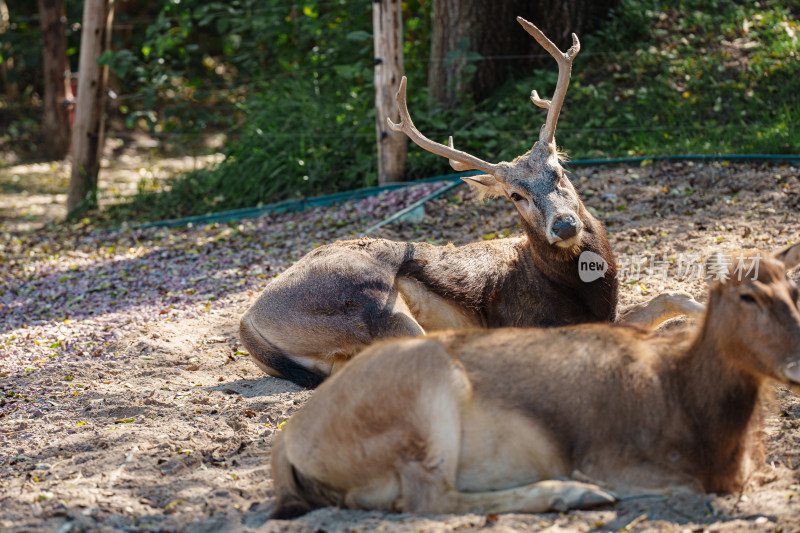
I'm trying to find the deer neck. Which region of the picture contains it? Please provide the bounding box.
[520,214,618,322]
[676,309,764,492]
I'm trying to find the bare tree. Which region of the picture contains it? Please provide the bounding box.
[38,0,72,160]
[67,0,114,217]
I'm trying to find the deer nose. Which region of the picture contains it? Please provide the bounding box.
[552,215,578,240]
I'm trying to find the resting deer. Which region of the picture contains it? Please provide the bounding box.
[239,17,702,388]
[270,243,800,518]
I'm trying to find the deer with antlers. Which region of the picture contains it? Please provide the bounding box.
[239,17,702,388]
[270,243,800,517]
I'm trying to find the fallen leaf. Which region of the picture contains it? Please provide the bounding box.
[164,500,182,513]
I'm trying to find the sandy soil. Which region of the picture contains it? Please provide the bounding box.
[2,159,800,532]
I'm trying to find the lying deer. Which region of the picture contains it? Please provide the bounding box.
[240,17,702,388]
[270,243,800,518]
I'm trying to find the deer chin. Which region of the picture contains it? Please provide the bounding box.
[552,233,584,253]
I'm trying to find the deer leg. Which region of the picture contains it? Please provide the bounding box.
[618,291,705,329]
[279,338,470,514]
[327,342,614,516]
[327,294,424,377]
[240,248,426,386]
[448,479,616,514]
[357,459,615,515]
[239,317,326,388]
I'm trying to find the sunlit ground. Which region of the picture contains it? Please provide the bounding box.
[0,135,225,232]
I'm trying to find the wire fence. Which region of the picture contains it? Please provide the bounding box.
[95,122,783,141]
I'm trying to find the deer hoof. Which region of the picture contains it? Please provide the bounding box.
[551,481,617,511]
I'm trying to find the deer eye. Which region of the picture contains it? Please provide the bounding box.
[740,294,758,304]
[510,193,524,202]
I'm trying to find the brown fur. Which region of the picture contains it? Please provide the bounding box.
[240,20,703,388]
[271,244,800,517]
[241,223,618,387]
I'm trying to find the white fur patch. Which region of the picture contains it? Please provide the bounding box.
[396,277,479,331]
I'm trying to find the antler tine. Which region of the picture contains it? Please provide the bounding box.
[517,17,580,144]
[530,90,550,110]
[447,136,473,171]
[387,77,498,175]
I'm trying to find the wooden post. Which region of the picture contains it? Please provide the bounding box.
[67,0,114,218]
[373,0,407,185]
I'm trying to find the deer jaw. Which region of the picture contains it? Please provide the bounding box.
[701,248,800,386]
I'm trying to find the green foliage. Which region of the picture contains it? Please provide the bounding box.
[114,74,378,219]
[0,7,43,91]
[102,0,434,221]
[555,0,800,158]
[399,0,800,168]
[391,0,800,173]
[108,0,800,222]
[3,0,798,223]
[0,3,83,96]
[0,3,78,155]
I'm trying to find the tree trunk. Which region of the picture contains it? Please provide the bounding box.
[428,0,619,106]
[427,0,475,109]
[0,0,19,103]
[38,0,73,160]
[373,0,407,184]
[67,0,114,218]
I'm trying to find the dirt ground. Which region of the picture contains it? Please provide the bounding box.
[2,158,800,532]
[0,135,224,233]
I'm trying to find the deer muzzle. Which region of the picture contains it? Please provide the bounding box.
[548,213,583,247]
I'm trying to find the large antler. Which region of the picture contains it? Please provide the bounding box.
[387,76,499,175]
[517,17,580,145]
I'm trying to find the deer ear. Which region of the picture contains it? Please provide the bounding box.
[773,242,800,271]
[704,252,733,289]
[461,174,505,200]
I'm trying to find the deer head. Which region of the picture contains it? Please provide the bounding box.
[702,243,800,385]
[389,17,586,252]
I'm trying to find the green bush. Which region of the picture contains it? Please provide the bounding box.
[98,0,799,223]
